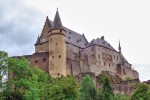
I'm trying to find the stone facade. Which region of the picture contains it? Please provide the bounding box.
[18,10,139,94]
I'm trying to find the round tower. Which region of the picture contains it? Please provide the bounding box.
[49,10,66,78]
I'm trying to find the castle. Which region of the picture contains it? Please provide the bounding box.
[19,10,139,94]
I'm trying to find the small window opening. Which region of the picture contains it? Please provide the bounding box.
[59,55,61,58]
[69,32,71,34]
[68,37,71,39]
[91,47,94,51]
[52,56,54,58]
[50,38,52,41]
[56,42,57,46]
[109,63,110,67]
[58,73,60,76]
[43,58,46,62]
[98,54,100,59]
[35,60,38,63]
[104,62,105,66]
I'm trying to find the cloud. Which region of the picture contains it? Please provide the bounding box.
[0,0,45,56]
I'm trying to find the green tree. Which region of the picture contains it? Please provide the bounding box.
[32,66,53,100]
[115,93,129,100]
[98,74,114,100]
[49,76,79,100]
[5,57,40,100]
[130,83,150,100]
[79,75,97,100]
[0,51,8,89]
[0,51,8,99]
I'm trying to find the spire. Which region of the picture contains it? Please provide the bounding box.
[118,40,121,53]
[35,35,40,45]
[52,8,63,29]
[46,16,51,27]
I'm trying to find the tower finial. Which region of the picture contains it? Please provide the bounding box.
[118,40,121,53]
[52,8,63,29]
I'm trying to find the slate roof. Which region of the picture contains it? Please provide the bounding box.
[119,53,128,63]
[52,10,63,29]
[87,38,116,51]
[63,27,88,48]
[49,20,88,48]
[35,36,40,45]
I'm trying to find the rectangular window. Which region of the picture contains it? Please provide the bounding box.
[98,54,100,59]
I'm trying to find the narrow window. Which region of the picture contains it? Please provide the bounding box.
[56,42,57,46]
[59,55,61,58]
[98,54,100,59]
[109,63,110,67]
[91,47,94,51]
[35,60,38,63]
[58,73,60,76]
[50,38,52,41]
[99,61,101,65]
[52,56,54,58]
[104,62,105,66]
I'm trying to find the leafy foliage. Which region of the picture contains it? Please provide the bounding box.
[49,76,79,100]
[130,83,150,100]
[79,75,97,100]
[0,51,8,89]
[98,74,114,100]
[114,93,129,100]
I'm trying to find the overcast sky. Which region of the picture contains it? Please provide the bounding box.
[0,0,150,81]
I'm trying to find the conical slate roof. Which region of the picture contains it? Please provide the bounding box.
[35,36,40,45]
[52,9,63,29]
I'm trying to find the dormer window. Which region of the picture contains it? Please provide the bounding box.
[103,42,105,44]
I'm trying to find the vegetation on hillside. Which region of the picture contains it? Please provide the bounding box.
[0,51,150,100]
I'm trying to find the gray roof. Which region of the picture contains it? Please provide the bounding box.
[35,36,40,45]
[49,20,88,48]
[63,27,88,48]
[52,10,63,29]
[119,53,128,63]
[87,38,116,51]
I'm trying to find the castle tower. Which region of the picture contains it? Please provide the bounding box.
[49,9,67,78]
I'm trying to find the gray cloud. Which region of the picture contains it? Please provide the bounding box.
[0,0,45,56]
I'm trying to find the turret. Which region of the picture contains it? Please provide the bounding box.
[49,9,66,78]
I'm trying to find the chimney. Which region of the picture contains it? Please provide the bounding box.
[101,36,104,40]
